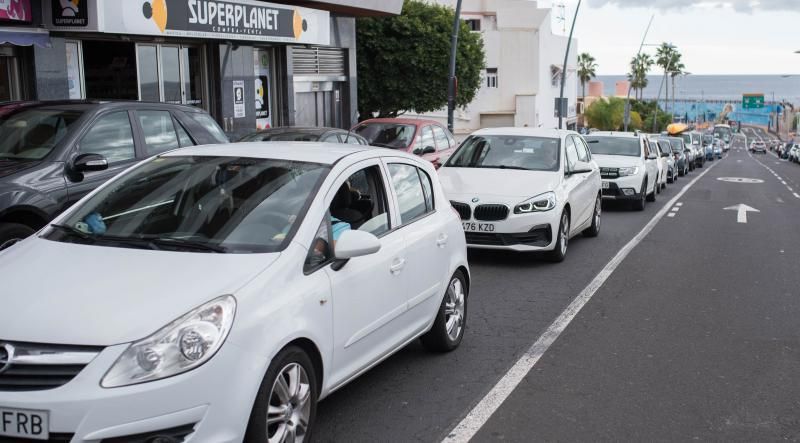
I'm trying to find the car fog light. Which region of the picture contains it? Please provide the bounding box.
[137,348,161,372]
[622,189,635,196]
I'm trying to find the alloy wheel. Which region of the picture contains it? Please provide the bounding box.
[267,363,312,443]
[559,213,569,256]
[593,197,601,231]
[444,277,466,341]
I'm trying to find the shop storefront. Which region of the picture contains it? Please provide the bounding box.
[27,0,379,138]
[0,0,51,102]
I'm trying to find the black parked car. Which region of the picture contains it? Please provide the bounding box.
[0,100,228,250]
[239,126,369,145]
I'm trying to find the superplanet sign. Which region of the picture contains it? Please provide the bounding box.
[188,0,281,30]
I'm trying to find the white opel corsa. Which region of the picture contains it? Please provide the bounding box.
[0,143,469,442]
[438,128,602,261]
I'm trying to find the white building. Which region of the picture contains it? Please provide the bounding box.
[415,0,578,133]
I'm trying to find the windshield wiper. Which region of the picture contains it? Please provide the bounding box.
[49,223,92,240]
[476,165,532,171]
[149,237,227,253]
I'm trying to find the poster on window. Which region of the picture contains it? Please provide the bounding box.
[233,80,246,118]
[0,0,31,22]
[253,51,272,130]
[65,42,82,99]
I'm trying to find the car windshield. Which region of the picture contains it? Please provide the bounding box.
[353,123,416,149]
[240,131,322,142]
[446,135,560,171]
[585,136,640,157]
[669,140,683,152]
[47,156,329,253]
[0,108,84,160]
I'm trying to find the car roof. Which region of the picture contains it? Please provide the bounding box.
[161,142,372,165]
[468,127,575,138]
[250,127,343,135]
[585,131,641,138]
[0,100,203,113]
[358,117,444,126]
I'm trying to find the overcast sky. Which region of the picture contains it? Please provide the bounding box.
[539,0,800,75]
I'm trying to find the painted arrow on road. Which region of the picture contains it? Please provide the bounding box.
[724,204,760,223]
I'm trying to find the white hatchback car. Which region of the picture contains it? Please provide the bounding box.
[0,143,469,442]
[438,128,601,262]
[584,132,659,211]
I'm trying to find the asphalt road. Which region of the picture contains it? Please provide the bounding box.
[313,155,758,441]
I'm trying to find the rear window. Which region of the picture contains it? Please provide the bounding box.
[187,112,228,143]
[353,123,416,149]
[584,137,640,157]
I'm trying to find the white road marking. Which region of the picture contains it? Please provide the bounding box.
[670,206,680,212]
[777,197,785,203]
[442,162,720,443]
[667,213,676,218]
[717,177,764,184]
[676,202,684,207]
[724,204,760,224]
[781,181,787,185]
[794,193,800,199]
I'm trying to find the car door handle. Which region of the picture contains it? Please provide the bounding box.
[436,233,449,248]
[389,258,406,275]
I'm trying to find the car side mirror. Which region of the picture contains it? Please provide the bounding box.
[73,153,108,173]
[334,230,381,262]
[422,146,436,155]
[661,152,670,158]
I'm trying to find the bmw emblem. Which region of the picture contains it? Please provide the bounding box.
[471,197,480,203]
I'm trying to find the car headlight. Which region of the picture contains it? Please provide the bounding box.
[514,192,556,213]
[101,295,236,388]
[618,166,639,177]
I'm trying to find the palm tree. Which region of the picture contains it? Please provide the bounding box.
[629,53,653,100]
[577,52,598,98]
[669,55,685,118]
[655,43,675,113]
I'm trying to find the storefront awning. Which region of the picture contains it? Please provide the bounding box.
[0,28,51,48]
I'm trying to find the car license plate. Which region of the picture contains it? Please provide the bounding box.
[0,407,49,440]
[602,181,610,189]
[462,222,495,232]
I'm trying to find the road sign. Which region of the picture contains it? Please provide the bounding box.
[742,94,765,109]
[724,204,759,223]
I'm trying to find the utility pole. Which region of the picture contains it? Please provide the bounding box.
[558,0,581,130]
[446,0,463,134]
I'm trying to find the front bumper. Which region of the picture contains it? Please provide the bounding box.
[0,341,264,442]
[459,209,558,252]
[601,174,643,201]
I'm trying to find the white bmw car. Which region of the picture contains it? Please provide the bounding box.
[438,128,602,261]
[0,143,469,442]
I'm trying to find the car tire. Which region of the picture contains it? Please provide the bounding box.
[646,182,656,202]
[632,181,646,211]
[583,195,601,238]
[245,346,318,443]
[546,210,570,262]
[0,222,35,251]
[420,270,468,352]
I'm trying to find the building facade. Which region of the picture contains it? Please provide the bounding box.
[416,0,578,133]
[0,0,400,139]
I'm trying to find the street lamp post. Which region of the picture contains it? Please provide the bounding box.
[446,0,464,134]
[558,0,581,130]
[651,47,677,133]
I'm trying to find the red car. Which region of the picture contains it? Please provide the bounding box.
[352,118,458,168]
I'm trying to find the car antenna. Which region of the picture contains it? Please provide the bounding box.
[344,128,352,144]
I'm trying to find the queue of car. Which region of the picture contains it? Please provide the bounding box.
[0,99,702,441]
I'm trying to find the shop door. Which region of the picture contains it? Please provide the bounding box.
[0,55,20,101]
[294,83,344,128]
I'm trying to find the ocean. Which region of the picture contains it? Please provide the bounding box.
[594,75,800,104]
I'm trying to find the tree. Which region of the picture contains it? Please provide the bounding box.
[629,111,643,130]
[628,53,653,101]
[577,52,598,99]
[585,97,626,131]
[356,0,486,118]
[655,43,675,114]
